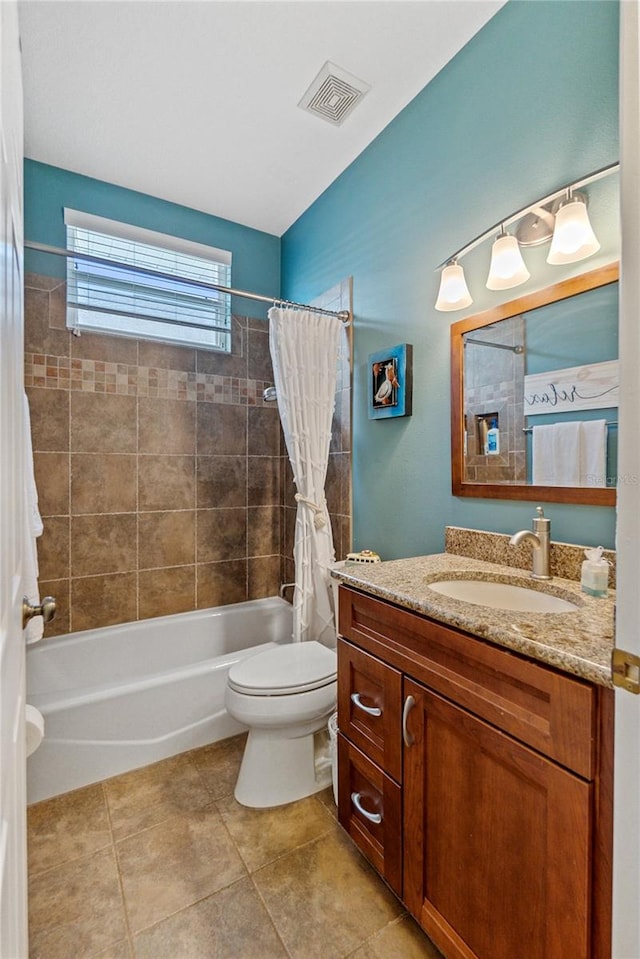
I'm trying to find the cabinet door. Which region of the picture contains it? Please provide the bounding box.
[338,638,403,781]
[337,733,402,896]
[403,678,592,959]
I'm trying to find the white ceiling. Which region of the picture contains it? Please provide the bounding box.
[18,0,505,237]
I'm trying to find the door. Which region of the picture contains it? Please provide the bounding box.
[403,679,592,959]
[614,3,640,957]
[0,2,27,956]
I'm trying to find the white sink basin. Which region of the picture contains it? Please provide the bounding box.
[427,579,579,613]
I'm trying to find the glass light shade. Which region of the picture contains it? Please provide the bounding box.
[547,196,600,265]
[486,234,530,290]
[435,262,473,312]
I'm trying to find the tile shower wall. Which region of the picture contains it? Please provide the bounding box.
[25,274,352,636]
[463,315,526,484]
[25,274,283,635]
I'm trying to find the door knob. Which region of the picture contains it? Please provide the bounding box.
[22,596,56,630]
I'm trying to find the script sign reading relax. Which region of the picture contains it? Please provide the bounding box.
[524,359,619,416]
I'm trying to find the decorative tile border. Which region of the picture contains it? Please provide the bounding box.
[24,353,271,405]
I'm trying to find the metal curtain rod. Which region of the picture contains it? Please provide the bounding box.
[24,241,351,324]
[464,337,524,354]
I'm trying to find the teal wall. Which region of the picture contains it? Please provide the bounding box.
[24,160,281,319]
[281,0,620,555]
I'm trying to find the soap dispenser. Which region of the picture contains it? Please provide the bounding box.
[581,546,609,597]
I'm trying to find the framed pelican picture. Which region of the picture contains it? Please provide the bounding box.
[368,343,413,419]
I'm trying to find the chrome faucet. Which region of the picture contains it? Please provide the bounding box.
[509,506,551,580]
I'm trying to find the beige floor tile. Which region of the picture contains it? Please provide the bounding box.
[348,915,444,958]
[253,828,403,959]
[28,847,127,959]
[216,793,334,872]
[117,806,247,933]
[188,733,247,801]
[92,940,133,959]
[132,877,287,959]
[315,784,338,818]
[104,753,212,840]
[27,783,111,877]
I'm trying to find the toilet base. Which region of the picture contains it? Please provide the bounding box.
[234,726,332,808]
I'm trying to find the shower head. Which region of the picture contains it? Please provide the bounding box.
[263,386,277,402]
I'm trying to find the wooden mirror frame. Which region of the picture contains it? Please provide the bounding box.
[450,262,619,506]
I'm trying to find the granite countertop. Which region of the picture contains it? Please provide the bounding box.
[332,553,615,688]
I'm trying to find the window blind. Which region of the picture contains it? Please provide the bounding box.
[64,209,232,352]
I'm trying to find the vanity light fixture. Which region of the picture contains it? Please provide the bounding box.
[435,259,473,311]
[546,191,601,264]
[434,161,618,312]
[486,228,531,291]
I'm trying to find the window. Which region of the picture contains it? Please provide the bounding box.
[65,209,232,351]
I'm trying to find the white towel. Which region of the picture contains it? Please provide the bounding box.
[532,420,608,488]
[23,392,44,644]
[532,422,581,486]
[579,419,607,487]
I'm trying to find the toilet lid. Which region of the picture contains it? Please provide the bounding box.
[228,642,337,695]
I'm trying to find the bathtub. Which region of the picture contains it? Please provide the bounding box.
[26,596,293,804]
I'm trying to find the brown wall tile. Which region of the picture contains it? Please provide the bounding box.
[34,452,69,517]
[248,506,280,557]
[196,560,247,608]
[247,328,273,381]
[248,556,280,600]
[196,404,246,456]
[139,455,195,512]
[138,341,195,372]
[71,573,138,631]
[248,457,280,507]
[196,456,246,509]
[71,454,137,515]
[25,288,70,356]
[196,509,247,564]
[138,398,196,454]
[37,516,70,582]
[71,514,137,576]
[71,393,137,454]
[138,566,196,620]
[70,329,138,364]
[27,388,69,452]
[138,511,196,570]
[247,408,280,456]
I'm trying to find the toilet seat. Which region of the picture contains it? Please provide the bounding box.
[228,641,336,696]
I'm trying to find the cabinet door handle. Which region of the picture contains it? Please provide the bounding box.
[402,695,415,747]
[350,692,382,717]
[351,791,382,824]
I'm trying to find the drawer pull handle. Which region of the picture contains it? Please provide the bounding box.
[402,695,415,747]
[351,791,382,824]
[351,693,382,717]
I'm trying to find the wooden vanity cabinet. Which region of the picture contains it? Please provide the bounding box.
[337,585,614,959]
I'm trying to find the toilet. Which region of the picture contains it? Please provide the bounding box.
[225,638,337,808]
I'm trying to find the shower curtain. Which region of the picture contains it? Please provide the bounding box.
[268,306,342,644]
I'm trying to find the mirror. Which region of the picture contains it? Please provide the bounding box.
[451,263,618,506]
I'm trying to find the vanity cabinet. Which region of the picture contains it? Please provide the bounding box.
[337,585,613,959]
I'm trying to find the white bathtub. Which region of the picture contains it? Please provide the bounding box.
[26,597,293,804]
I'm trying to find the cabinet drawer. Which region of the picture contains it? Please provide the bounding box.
[337,733,402,897]
[339,586,596,779]
[337,638,403,782]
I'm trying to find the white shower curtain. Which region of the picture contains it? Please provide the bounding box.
[268,306,342,644]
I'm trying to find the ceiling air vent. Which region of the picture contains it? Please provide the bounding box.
[298,61,370,126]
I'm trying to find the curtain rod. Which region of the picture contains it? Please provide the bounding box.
[24,241,351,324]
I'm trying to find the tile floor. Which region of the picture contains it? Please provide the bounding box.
[27,734,443,959]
